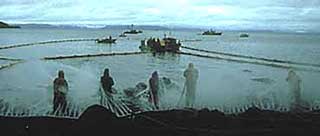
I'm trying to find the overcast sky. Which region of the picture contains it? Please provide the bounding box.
[1,0,319,31]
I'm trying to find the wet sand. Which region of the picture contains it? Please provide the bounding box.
[1,105,320,136]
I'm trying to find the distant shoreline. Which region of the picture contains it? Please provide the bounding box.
[0,21,20,29]
[1,22,318,34]
[1,105,320,136]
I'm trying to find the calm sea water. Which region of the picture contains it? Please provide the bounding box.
[0,28,320,112]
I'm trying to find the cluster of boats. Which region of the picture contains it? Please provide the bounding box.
[202,29,249,38]
[96,24,143,44]
[95,26,249,53]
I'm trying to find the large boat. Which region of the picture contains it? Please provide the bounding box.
[123,24,143,34]
[139,37,181,53]
[123,30,143,34]
[96,36,117,44]
[202,30,222,35]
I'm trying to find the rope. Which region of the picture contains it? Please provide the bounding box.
[42,52,147,60]
[0,57,23,61]
[181,46,320,68]
[0,38,97,50]
[177,51,320,73]
[0,61,23,70]
[176,82,186,106]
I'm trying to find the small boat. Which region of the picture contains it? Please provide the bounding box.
[139,37,181,53]
[119,33,127,37]
[202,30,222,35]
[96,37,117,44]
[240,33,249,38]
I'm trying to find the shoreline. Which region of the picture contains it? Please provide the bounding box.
[1,105,320,136]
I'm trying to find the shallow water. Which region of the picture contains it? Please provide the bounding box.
[0,28,320,116]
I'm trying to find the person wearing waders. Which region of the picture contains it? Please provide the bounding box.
[183,63,199,108]
[53,70,69,113]
[286,70,302,111]
[100,68,115,97]
[149,71,160,109]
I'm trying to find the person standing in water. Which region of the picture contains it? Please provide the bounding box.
[286,69,302,111]
[53,70,69,113]
[149,71,160,109]
[100,68,115,97]
[183,63,199,108]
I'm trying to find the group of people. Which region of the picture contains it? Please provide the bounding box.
[146,38,162,51]
[52,68,115,113]
[140,63,199,109]
[52,63,199,112]
[52,63,303,113]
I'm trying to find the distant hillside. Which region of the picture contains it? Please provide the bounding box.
[102,25,170,30]
[18,24,64,29]
[16,23,201,31]
[0,21,20,28]
[102,25,202,31]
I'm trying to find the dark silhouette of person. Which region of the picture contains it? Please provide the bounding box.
[149,71,159,109]
[53,70,68,113]
[100,68,114,97]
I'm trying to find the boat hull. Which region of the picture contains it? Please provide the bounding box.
[96,39,117,44]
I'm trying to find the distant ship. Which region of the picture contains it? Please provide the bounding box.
[202,30,222,35]
[139,36,181,52]
[123,24,143,34]
[96,36,116,44]
[240,33,249,38]
[123,30,143,34]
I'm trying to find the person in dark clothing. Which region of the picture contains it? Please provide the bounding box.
[149,71,159,109]
[53,70,69,113]
[100,68,115,96]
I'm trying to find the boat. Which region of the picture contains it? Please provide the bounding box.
[139,37,181,53]
[96,36,117,44]
[123,24,143,34]
[240,33,249,38]
[119,33,127,37]
[123,30,143,34]
[202,30,222,35]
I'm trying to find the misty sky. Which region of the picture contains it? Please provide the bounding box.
[1,0,320,31]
